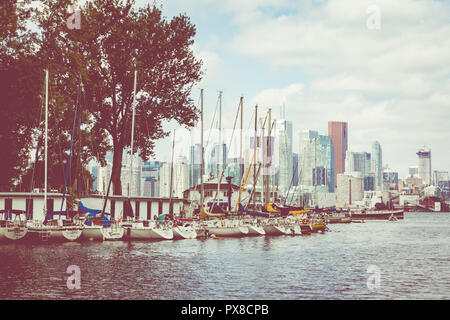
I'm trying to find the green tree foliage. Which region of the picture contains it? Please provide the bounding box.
[0,1,41,190]
[33,0,203,195]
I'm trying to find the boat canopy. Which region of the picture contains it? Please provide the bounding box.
[78,201,102,216]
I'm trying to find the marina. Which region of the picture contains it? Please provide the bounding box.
[0,212,448,300]
[2,0,450,303]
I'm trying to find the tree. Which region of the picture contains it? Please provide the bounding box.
[0,0,42,190]
[33,0,203,195]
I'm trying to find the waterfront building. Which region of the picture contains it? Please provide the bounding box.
[328,121,348,187]
[96,161,112,195]
[417,146,431,186]
[298,130,335,193]
[364,174,375,191]
[345,151,371,178]
[159,156,190,199]
[278,129,292,194]
[336,173,364,208]
[409,166,419,177]
[121,163,142,197]
[433,170,449,186]
[140,161,163,197]
[292,153,298,186]
[371,141,383,191]
[207,143,227,180]
[159,163,171,198]
[383,167,399,190]
[173,156,190,199]
[189,144,203,188]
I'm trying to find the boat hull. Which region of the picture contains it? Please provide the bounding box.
[1,225,28,241]
[206,226,249,237]
[246,225,266,236]
[172,226,197,239]
[101,226,125,241]
[81,226,104,241]
[351,210,404,220]
[299,224,312,234]
[284,224,302,235]
[26,227,83,242]
[126,227,173,240]
[328,217,352,224]
[263,225,288,236]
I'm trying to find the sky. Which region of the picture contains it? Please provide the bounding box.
[125,1,449,178]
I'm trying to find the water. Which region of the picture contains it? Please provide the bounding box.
[0,212,449,300]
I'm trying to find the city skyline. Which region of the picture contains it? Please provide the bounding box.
[144,0,450,179]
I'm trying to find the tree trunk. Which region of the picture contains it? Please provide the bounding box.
[111,141,124,195]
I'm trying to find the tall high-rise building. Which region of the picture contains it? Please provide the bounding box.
[298,130,335,192]
[408,166,419,177]
[173,156,190,199]
[207,143,226,180]
[292,153,299,187]
[96,162,112,195]
[328,121,348,186]
[189,144,203,188]
[141,161,163,197]
[345,151,371,177]
[121,163,141,196]
[433,170,449,185]
[278,128,293,194]
[371,141,383,191]
[417,146,431,185]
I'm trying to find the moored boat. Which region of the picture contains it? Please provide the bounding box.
[350,209,404,220]
[261,219,289,236]
[172,222,197,239]
[26,220,83,242]
[201,219,249,237]
[0,220,28,241]
[123,220,173,241]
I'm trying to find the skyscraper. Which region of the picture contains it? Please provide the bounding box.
[328,121,348,186]
[417,146,431,185]
[298,130,335,192]
[278,127,293,194]
[371,141,383,191]
[189,144,202,188]
[345,151,371,177]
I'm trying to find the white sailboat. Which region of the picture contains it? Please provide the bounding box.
[118,68,173,241]
[0,213,28,241]
[172,221,197,239]
[26,70,83,242]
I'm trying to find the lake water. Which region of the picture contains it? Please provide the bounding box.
[0,212,449,300]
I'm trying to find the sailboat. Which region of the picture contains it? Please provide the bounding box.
[26,70,83,242]
[118,69,173,241]
[0,211,28,241]
[194,91,250,238]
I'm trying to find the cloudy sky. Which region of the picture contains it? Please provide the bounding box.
[137,0,450,179]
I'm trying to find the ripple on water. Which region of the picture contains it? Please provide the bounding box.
[0,212,449,299]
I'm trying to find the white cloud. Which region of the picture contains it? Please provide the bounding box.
[224,0,450,176]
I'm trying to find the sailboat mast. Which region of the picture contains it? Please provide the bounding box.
[129,69,137,198]
[200,89,204,206]
[253,104,257,208]
[217,91,222,205]
[169,129,175,214]
[239,96,243,187]
[44,69,48,218]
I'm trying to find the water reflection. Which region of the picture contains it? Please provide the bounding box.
[0,212,449,299]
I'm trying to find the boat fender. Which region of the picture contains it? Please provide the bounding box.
[221,220,225,227]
